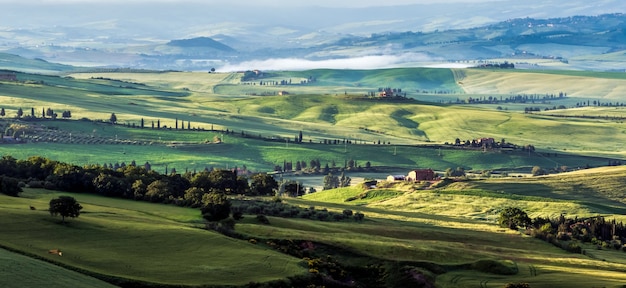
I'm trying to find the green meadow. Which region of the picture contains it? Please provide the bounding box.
[0,190,306,286]
[2,65,626,286]
[3,167,626,287]
[1,67,625,173]
[0,247,117,288]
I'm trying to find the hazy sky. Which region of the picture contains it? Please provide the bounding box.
[0,0,498,5]
[1,0,624,41]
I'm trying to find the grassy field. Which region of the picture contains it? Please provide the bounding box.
[4,169,626,287]
[0,248,117,288]
[0,189,307,286]
[1,68,625,159]
[0,67,625,179]
[240,168,626,287]
[3,57,626,287]
[0,119,616,174]
[460,68,626,99]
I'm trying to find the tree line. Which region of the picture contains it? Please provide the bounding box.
[0,155,278,217]
[499,207,626,254]
[0,107,73,120]
[274,158,370,173]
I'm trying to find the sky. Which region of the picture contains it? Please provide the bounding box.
[0,0,498,5]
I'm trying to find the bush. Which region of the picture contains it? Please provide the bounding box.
[0,176,22,197]
[232,210,244,220]
[256,214,270,224]
[471,259,518,275]
[27,180,45,188]
[565,242,582,254]
[504,283,531,288]
[354,212,365,222]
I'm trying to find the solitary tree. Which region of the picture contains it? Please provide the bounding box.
[109,113,117,124]
[531,166,546,176]
[498,207,531,230]
[0,108,5,117]
[49,196,83,223]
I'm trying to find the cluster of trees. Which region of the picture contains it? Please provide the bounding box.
[232,200,364,222]
[275,159,370,174]
[575,100,626,108]
[474,61,515,69]
[240,70,316,85]
[322,172,351,190]
[0,155,281,222]
[524,106,567,113]
[444,167,466,177]
[449,137,535,153]
[499,207,626,254]
[528,214,626,253]
[455,92,567,105]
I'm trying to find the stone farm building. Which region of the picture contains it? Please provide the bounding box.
[386,175,406,182]
[0,72,17,81]
[407,169,436,181]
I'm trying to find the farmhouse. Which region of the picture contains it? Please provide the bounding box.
[0,72,17,81]
[407,169,435,181]
[1,136,20,144]
[386,175,405,182]
[479,137,495,147]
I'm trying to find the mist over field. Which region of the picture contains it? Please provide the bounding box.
[0,0,624,71]
[219,53,436,72]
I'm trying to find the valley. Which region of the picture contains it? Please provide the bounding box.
[1,17,626,286]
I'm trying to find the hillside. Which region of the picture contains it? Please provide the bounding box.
[3,166,626,287]
[0,190,306,286]
[0,67,625,174]
[167,37,236,52]
[0,53,77,74]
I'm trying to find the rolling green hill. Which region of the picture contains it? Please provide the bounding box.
[0,53,77,74]
[0,248,117,288]
[0,190,306,286]
[1,67,625,174]
[4,167,626,287]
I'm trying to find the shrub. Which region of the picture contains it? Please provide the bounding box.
[471,259,518,275]
[27,180,45,189]
[354,212,365,222]
[565,242,582,254]
[232,210,244,220]
[0,176,22,197]
[256,214,270,224]
[504,283,531,288]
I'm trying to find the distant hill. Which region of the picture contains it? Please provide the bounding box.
[167,37,235,52]
[0,53,77,73]
[0,14,624,71]
[325,13,626,62]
